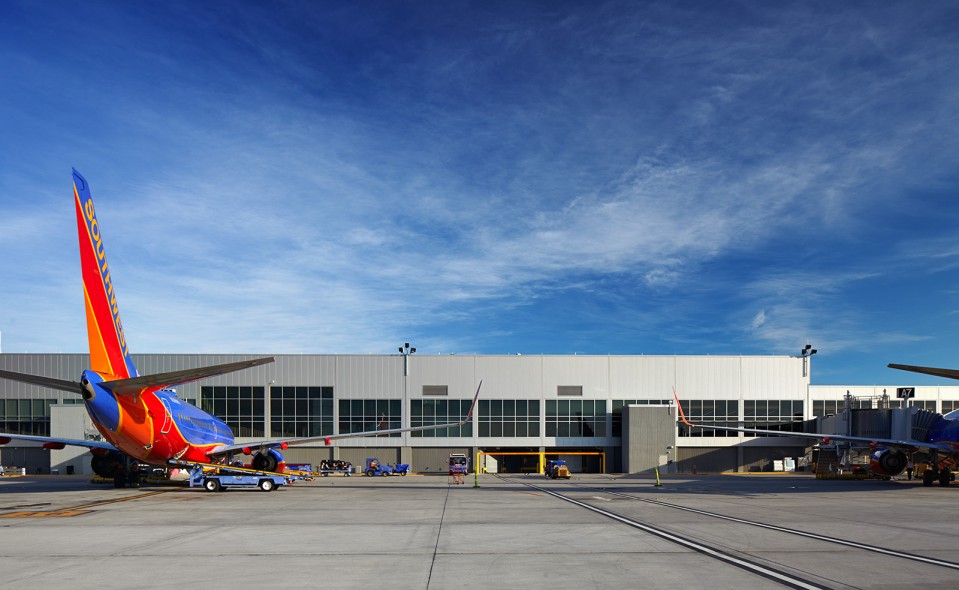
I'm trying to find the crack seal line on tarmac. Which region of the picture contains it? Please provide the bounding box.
[425,481,454,588]
[500,476,829,590]
[574,484,959,573]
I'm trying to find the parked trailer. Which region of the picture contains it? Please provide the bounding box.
[188,466,290,492]
[317,459,354,476]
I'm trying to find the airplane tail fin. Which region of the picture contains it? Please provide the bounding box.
[72,169,138,379]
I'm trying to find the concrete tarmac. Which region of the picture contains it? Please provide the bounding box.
[0,472,955,589]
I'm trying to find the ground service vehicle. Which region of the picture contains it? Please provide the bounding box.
[449,453,469,475]
[545,459,571,479]
[365,457,411,476]
[188,466,289,492]
[317,459,353,476]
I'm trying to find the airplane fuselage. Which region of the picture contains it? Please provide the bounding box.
[83,370,233,465]
[926,417,959,451]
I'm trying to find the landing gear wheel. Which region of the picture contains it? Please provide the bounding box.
[204,478,221,492]
[923,470,935,487]
[939,469,951,487]
[259,478,275,492]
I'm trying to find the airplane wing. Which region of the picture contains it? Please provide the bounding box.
[888,363,959,381]
[101,357,275,397]
[0,432,117,452]
[671,389,958,453]
[208,380,483,457]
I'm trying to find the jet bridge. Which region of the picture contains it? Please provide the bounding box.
[815,391,941,476]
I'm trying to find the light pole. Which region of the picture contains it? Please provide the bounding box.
[801,344,817,378]
[399,342,416,376]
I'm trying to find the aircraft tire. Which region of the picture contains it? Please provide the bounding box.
[939,469,951,487]
[923,471,935,487]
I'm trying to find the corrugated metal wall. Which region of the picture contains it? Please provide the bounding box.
[336,447,400,469]
[12,352,958,474]
[742,446,806,472]
[280,447,333,467]
[411,447,470,474]
[677,447,738,473]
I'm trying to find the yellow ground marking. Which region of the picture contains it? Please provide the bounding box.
[0,490,171,518]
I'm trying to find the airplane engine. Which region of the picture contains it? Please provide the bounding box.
[251,448,285,473]
[90,451,123,478]
[869,448,907,477]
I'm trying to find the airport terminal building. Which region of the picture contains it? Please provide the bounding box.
[3,352,959,475]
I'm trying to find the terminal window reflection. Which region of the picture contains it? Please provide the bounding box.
[270,386,333,438]
[200,386,265,437]
[678,399,739,438]
[411,398,473,437]
[339,399,401,437]
[546,399,605,437]
[478,399,540,437]
[0,398,56,436]
[812,400,842,416]
[743,399,803,438]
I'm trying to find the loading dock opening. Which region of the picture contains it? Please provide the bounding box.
[477,451,605,475]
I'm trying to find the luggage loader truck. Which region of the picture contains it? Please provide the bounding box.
[185,464,291,492]
[545,459,571,479]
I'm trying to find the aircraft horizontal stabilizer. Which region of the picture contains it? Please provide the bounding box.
[0,369,80,394]
[102,357,275,397]
[888,364,959,381]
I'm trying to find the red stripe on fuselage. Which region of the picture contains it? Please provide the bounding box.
[89,386,223,465]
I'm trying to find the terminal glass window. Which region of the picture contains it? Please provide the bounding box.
[942,400,959,414]
[478,399,540,437]
[411,399,473,437]
[270,386,333,438]
[743,399,804,438]
[546,399,606,437]
[812,400,842,416]
[339,399,402,437]
[200,386,265,437]
[678,400,739,438]
[909,400,936,412]
[611,399,672,437]
[0,398,56,436]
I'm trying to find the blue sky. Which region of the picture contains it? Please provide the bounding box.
[1,1,958,385]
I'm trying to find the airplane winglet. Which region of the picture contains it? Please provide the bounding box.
[463,380,483,423]
[672,387,696,428]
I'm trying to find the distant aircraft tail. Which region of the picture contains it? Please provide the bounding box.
[72,169,138,379]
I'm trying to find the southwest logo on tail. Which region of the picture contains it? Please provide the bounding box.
[0,170,480,482]
[74,169,137,379]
